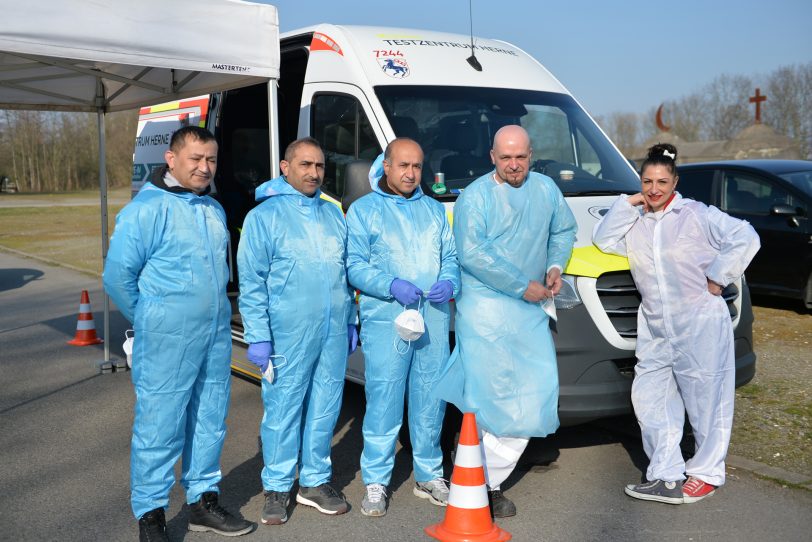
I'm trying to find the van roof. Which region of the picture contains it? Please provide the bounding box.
[282,24,569,93]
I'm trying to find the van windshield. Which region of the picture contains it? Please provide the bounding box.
[375,86,640,197]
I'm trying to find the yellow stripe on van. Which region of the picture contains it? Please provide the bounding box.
[320,192,342,208]
[148,101,182,113]
[564,245,630,278]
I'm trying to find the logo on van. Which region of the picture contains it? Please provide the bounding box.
[378,57,410,78]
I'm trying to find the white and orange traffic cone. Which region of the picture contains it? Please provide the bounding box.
[425,412,511,542]
[67,290,104,346]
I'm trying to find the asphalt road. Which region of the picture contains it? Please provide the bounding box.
[1,251,811,542]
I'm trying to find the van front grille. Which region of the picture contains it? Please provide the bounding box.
[595,271,740,339]
[596,272,641,338]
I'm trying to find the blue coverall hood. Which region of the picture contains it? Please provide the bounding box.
[368,152,424,202]
[254,175,323,203]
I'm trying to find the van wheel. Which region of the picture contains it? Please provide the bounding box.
[804,273,812,310]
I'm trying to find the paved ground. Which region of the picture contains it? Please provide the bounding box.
[2,251,811,542]
[0,190,130,208]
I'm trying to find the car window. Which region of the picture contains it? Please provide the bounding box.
[777,168,812,198]
[312,94,381,198]
[722,172,794,215]
[677,169,715,203]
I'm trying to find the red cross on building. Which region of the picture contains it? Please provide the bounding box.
[749,88,767,124]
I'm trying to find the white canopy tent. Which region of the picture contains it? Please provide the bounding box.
[0,0,281,368]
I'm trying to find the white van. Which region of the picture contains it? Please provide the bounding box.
[132,25,756,425]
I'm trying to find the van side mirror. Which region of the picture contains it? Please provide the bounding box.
[341,159,373,212]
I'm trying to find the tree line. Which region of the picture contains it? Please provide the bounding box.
[0,109,137,192]
[595,62,812,158]
[0,62,810,192]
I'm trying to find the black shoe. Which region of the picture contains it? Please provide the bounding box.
[624,479,684,505]
[138,508,168,542]
[296,483,349,515]
[488,490,517,518]
[261,490,290,525]
[188,492,255,537]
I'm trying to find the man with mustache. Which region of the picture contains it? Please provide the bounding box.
[238,137,357,527]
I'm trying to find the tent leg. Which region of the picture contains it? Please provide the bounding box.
[97,108,121,373]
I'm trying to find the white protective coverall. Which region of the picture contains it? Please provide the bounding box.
[593,193,759,486]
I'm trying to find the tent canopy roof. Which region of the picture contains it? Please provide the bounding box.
[0,0,279,112]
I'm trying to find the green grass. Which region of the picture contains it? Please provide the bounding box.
[729,313,812,478]
[0,204,123,274]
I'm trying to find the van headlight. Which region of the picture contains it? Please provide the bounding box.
[554,274,581,309]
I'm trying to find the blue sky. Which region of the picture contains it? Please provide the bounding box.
[259,0,811,118]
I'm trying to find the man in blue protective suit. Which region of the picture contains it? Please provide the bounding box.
[440,125,576,518]
[346,138,460,517]
[237,137,357,527]
[104,126,254,541]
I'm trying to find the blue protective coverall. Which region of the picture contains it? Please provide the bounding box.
[346,161,460,486]
[438,171,577,438]
[103,169,231,519]
[237,176,353,492]
[593,194,759,486]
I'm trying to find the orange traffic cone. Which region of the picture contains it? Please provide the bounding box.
[425,413,511,541]
[67,290,103,346]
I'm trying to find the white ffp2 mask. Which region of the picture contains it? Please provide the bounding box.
[394,308,425,341]
[123,329,134,369]
[262,354,288,384]
[541,296,557,321]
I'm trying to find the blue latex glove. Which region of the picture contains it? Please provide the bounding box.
[426,280,454,304]
[390,278,423,305]
[247,341,272,373]
[348,324,359,354]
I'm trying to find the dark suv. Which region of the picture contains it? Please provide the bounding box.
[677,160,812,308]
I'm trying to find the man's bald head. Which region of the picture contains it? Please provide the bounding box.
[491,125,533,187]
[492,125,531,153]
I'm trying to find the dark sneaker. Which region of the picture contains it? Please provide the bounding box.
[261,490,290,525]
[488,490,517,518]
[414,478,449,506]
[624,479,684,504]
[138,508,168,542]
[682,476,717,503]
[188,492,254,536]
[296,483,349,515]
[361,483,388,517]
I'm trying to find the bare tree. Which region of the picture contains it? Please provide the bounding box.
[595,112,641,156]
[700,74,753,139]
[765,64,812,157]
[667,93,706,141]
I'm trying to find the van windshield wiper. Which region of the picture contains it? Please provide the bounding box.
[562,190,630,197]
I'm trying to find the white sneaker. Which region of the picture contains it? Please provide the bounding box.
[413,478,449,506]
[361,483,388,517]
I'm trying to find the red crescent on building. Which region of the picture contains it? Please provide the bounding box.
[656,104,671,132]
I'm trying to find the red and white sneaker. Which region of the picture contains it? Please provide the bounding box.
[682,476,717,503]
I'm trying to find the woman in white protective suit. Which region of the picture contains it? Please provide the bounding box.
[593,143,759,505]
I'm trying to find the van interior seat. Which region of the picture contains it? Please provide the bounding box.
[726,178,762,213]
[438,116,492,180]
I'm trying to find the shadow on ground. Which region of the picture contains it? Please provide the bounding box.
[0,267,44,292]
